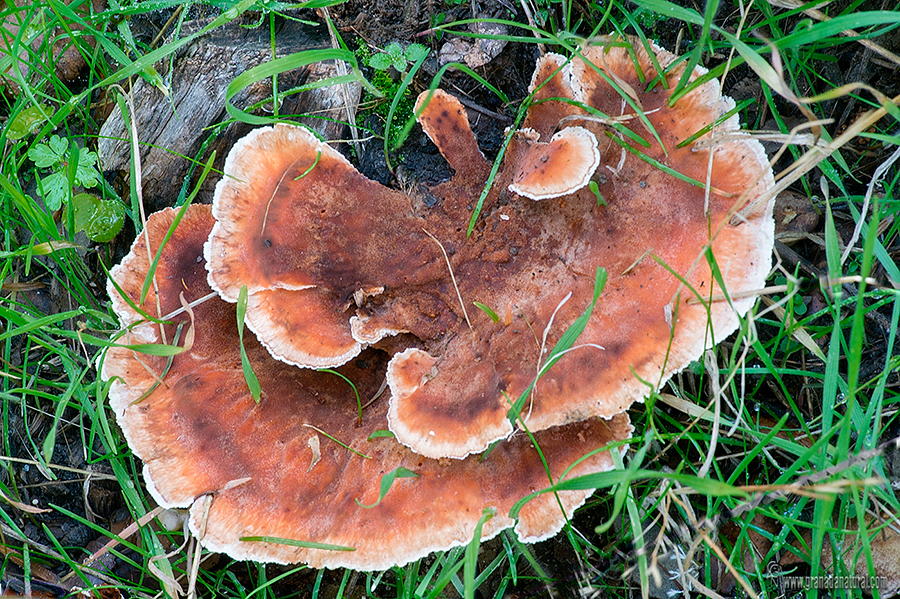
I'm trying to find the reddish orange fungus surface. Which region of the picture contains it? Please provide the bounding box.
[104,205,630,569]
[204,38,774,459]
[104,35,775,569]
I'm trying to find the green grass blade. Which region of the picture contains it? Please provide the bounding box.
[356,466,418,509]
[225,48,363,126]
[237,285,262,403]
[383,49,429,170]
[464,508,495,599]
[507,268,606,424]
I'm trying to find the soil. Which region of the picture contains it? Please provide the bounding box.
[4,0,900,597]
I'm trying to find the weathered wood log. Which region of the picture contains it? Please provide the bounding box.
[98,14,360,214]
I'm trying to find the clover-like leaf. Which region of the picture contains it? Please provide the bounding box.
[405,43,429,63]
[75,150,101,188]
[28,135,66,168]
[37,172,68,211]
[368,53,393,71]
[385,42,404,61]
[48,135,68,160]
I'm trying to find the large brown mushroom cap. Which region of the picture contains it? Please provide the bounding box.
[203,36,774,460]
[384,40,774,457]
[104,204,631,570]
[205,124,456,368]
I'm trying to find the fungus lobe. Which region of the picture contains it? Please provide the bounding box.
[104,204,631,570]
[205,36,774,460]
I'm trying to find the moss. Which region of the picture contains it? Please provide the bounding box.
[353,38,419,155]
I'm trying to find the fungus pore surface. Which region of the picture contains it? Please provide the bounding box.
[205,36,775,459]
[104,204,631,570]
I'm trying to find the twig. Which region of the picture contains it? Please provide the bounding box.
[775,241,895,334]
[422,228,472,329]
[0,456,117,481]
[721,436,899,521]
[455,95,511,123]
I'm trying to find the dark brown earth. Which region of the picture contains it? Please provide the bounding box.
[4,0,900,597]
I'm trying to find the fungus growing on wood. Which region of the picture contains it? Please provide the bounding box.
[205,36,774,460]
[104,204,631,570]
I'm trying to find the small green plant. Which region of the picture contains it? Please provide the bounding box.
[6,104,50,141]
[366,41,429,76]
[354,40,431,170]
[26,134,124,242]
[28,134,101,210]
[771,275,808,317]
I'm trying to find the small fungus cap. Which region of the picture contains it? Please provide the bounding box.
[414,89,490,183]
[508,126,601,200]
[204,125,367,369]
[104,204,633,570]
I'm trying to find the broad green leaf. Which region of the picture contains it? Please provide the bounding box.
[72,193,100,232]
[83,199,126,243]
[406,43,429,62]
[385,42,404,60]
[368,52,392,70]
[7,105,49,141]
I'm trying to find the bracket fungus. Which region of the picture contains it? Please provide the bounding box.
[103,204,631,569]
[204,36,774,461]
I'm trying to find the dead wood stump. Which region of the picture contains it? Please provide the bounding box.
[98,14,360,214]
